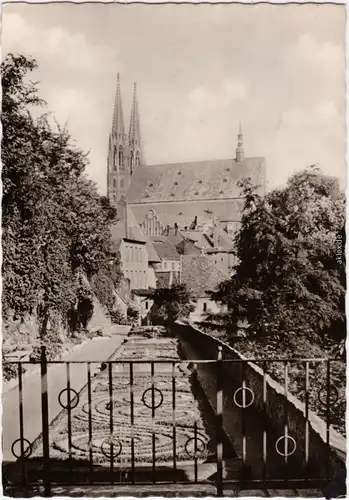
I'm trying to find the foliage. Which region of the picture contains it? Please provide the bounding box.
[109,308,128,325]
[149,284,195,325]
[211,167,346,348]
[2,53,121,346]
[127,305,140,322]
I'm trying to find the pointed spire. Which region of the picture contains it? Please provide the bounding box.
[236,121,244,163]
[129,82,142,146]
[112,72,125,137]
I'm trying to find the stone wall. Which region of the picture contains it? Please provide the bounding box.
[178,324,346,481]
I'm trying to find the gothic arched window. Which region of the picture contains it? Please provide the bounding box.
[113,146,117,171]
[119,146,124,170]
[135,152,140,168]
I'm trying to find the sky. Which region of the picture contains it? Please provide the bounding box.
[2,2,346,194]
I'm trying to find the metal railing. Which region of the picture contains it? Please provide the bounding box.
[3,346,345,497]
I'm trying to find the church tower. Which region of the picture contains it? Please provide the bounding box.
[107,74,131,205]
[128,83,144,173]
[236,122,244,163]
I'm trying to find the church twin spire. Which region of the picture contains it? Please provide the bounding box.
[111,74,143,164]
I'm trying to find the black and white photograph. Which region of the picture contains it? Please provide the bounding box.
[1,2,346,498]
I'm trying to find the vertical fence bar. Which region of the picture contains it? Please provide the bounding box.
[304,361,309,481]
[241,361,247,467]
[40,346,51,497]
[151,361,156,484]
[108,362,114,483]
[87,363,93,483]
[283,361,289,482]
[17,363,26,487]
[66,362,73,476]
[325,359,331,482]
[262,361,267,484]
[216,346,223,497]
[172,362,177,484]
[192,363,198,484]
[129,362,135,484]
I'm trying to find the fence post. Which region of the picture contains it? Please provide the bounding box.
[40,345,51,496]
[216,345,224,496]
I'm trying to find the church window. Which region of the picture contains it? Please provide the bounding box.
[135,152,140,167]
[113,146,117,170]
[164,262,167,270]
[120,179,124,188]
[203,302,207,312]
[113,178,117,188]
[119,146,124,169]
[145,301,149,310]
[172,262,175,270]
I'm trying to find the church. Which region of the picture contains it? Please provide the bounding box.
[107,74,267,318]
[107,74,266,235]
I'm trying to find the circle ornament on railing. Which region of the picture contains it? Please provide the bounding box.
[185,436,208,459]
[58,388,79,410]
[11,438,32,459]
[100,436,122,459]
[233,386,255,408]
[275,435,297,457]
[141,387,163,410]
[318,385,339,407]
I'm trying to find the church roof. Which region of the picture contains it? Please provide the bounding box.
[149,235,181,260]
[127,157,265,204]
[181,255,229,297]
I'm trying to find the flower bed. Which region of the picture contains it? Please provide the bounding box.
[47,338,209,466]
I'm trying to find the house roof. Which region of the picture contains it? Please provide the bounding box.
[149,235,181,260]
[110,204,146,248]
[127,157,265,204]
[130,199,246,227]
[181,255,229,297]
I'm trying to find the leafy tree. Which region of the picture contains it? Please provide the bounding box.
[149,284,195,325]
[2,53,121,348]
[211,167,345,351]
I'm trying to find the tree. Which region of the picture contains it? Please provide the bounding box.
[211,167,345,351]
[2,53,121,346]
[149,284,195,325]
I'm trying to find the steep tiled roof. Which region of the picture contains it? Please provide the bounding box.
[127,157,265,203]
[150,235,181,260]
[110,204,146,247]
[181,255,229,297]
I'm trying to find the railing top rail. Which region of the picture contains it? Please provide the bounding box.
[2,357,341,365]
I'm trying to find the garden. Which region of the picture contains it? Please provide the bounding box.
[46,336,210,470]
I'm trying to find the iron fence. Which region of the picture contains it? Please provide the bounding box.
[2,346,345,497]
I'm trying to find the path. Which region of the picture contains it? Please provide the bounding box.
[2,329,130,463]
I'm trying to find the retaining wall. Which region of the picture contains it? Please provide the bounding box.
[177,323,346,481]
